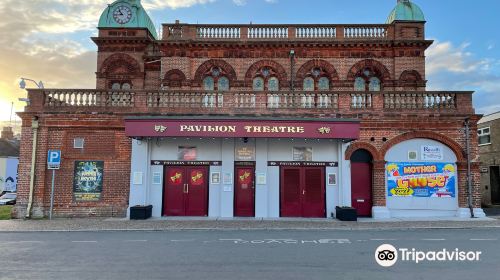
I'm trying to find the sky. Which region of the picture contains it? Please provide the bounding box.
[0,0,499,122]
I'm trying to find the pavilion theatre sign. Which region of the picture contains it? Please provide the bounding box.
[125,119,360,139]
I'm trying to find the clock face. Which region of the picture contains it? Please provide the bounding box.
[113,5,132,24]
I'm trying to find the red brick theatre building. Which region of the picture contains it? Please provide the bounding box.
[14,0,485,219]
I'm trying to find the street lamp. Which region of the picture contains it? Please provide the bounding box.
[19,78,44,89]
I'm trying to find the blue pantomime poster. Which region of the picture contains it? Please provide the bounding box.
[386,162,456,198]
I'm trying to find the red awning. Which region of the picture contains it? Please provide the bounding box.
[125,118,360,140]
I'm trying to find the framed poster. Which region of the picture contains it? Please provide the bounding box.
[386,162,456,198]
[73,161,104,202]
[235,146,256,161]
[152,172,162,185]
[211,172,221,184]
[327,173,337,186]
[223,173,233,185]
[178,146,197,161]
[293,147,313,161]
[256,173,267,185]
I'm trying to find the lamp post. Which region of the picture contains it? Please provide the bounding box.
[19,78,44,89]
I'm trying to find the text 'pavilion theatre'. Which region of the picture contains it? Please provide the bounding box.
[14,0,486,219]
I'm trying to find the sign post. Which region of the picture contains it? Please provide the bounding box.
[47,150,61,220]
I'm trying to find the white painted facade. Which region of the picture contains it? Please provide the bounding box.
[128,137,352,218]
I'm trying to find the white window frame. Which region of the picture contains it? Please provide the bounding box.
[478,127,491,146]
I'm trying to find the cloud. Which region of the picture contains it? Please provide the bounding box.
[0,0,221,121]
[426,41,491,75]
[233,0,247,5]
[426,41,500,115]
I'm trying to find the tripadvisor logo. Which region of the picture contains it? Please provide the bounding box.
[375,244,482,267]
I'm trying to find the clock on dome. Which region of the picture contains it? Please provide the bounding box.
[113,5,133,24]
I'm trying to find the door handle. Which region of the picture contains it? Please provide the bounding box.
[186,184,189,194]
[302,189,306,195]
[183,184,188,194]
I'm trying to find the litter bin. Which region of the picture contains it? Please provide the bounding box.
[130,205,153,220]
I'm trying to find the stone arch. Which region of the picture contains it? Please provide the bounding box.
[245,60,288,86]
[346,59,391,81]
[380,131,465,162]
[399,70,423,82]
[162,69,187,87]
[99,53,141,77]
[296,59,339,82]
[399,70,425,88]
[345,142,381,161]
[193,59,237,85]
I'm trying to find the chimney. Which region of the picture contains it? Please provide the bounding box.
[1,127,14,140]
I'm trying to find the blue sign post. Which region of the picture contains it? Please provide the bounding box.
[47,150,61,220]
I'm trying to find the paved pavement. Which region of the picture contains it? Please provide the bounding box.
[0,217,499,232]
[0,228,499,280]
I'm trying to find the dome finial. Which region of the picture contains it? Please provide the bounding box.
[387,0,425,23]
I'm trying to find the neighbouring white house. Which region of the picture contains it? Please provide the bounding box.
[0,127,19,193]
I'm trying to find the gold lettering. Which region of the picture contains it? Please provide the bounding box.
[263,126,271,133]
[208,126,216,132]
[180,125,189,132]
[244,126,252,133]
[288,127,296,133]
[228,126,236,133]
[297,127,305,133]
[253,126,261,133]
[271,127,279,133]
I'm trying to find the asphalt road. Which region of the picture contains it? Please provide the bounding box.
[0,229,499,280]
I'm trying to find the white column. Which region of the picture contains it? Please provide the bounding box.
[339,142,352,207]
[255,138,269,218]
[220,138,235,217]
[128,139,150,217]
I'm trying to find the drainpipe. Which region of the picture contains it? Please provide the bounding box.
[464,118,474,218]
[25,117,39,219]
[289,49,295,91]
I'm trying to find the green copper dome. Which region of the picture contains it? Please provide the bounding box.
[386,0,425,24]
[98,0,158,39]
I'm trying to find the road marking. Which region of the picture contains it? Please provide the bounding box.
[171,239,196,242]
[370,239,397,241]
[123,240,148,242]
[421,239,446,241]
[470,239,497,241]
[72,241,98,243]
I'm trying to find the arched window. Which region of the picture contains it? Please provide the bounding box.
[202,67,230,91]
[318,77,330,91]
[111,83,121,90]
[354,77,365,91]
[203,76,215,91]
[122,83,131,90]
[301,68,330,91]
[252,67,281,91]
[110,81,132,90]
[369,77,381,91]
[353,68,382,91]
[253,77,265,91]
[218,77,229,91]
[268,77,279,91]
[303,77,315,91]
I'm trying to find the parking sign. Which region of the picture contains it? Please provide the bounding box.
[47,150,61,170]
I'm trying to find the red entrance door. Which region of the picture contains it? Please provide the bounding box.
[163,166,208,216]
[234,167,255,217]
[351,162,373,217]
[280,167,325,218]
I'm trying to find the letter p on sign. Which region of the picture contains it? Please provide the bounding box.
[47,150,61,170]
